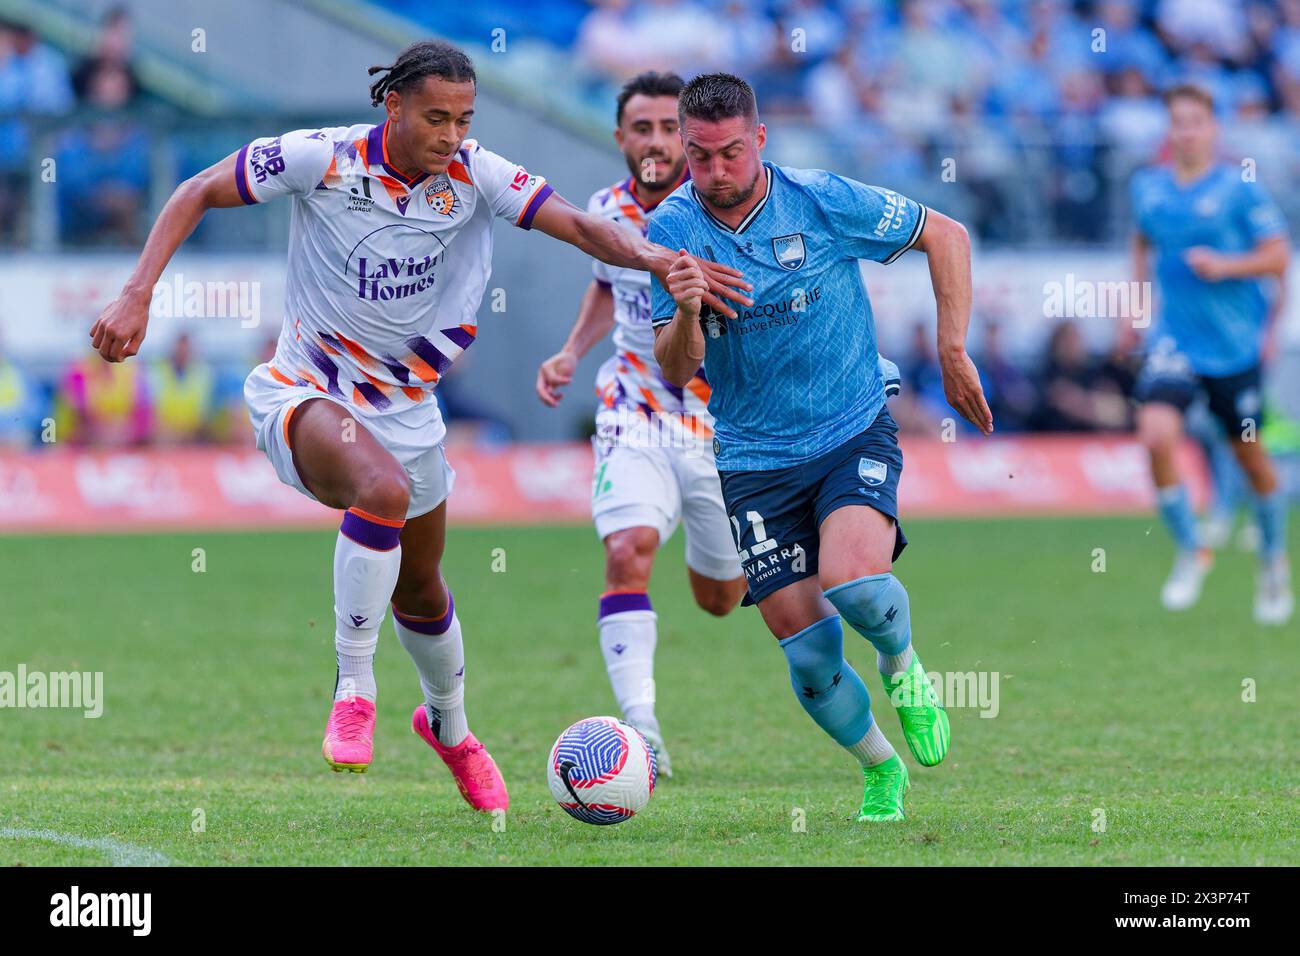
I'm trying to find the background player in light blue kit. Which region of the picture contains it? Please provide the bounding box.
[1130,83,1293,625]
[651,73,992,821]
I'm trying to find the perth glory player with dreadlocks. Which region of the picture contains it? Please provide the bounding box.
[89,40,751,812]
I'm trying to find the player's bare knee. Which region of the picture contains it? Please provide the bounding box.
[604,529,657,590]
[355,463,410,520]
[693,588,734,617]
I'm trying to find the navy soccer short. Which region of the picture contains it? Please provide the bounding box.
[1135,343,1264,437]
[719,407,908,607]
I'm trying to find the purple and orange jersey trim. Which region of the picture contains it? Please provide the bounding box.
[516,182,554,230]
[234,143,257,205]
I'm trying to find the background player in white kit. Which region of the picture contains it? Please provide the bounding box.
[537,73,748,775]
[89,42,751,812]
[536,72,903,775]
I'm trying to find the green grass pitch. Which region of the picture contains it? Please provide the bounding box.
[1,516,1296,866]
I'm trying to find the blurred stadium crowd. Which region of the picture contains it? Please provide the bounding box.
[0,316,1149,448]
[1,1,1297,450]
[9,2,1300,246]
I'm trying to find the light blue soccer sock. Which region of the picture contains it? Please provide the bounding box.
[1156,484,1201,553]
[823,572,914,676]
[1251,490,1289,561]
[778,615,887,765]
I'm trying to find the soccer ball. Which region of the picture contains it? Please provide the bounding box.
[547,716,657,825]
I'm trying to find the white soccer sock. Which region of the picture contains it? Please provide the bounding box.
[393,593,468,747]
[846,720,896,767]
[878,645,914,677]
[333,509,404,702]
[597,593,658,729]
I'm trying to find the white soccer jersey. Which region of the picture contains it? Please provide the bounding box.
[587,174,714,442]
[235,122,552,445]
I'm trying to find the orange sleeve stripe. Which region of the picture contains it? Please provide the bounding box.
[282,403,297,449]
[347,507,406,528]
[638,387,664,413]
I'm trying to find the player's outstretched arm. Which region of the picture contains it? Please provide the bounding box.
[913,208,993,436]
[652,250,708,387]
[529,193,752,318]
[536,280,615,407]
[90,151,247,363]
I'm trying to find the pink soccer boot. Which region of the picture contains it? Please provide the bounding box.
[411,704,509,812]
[322,696,376,773]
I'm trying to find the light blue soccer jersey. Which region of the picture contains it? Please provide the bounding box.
[1131,163,1287,376]
[649,162,926,471]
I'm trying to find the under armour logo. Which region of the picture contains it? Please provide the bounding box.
[350,614,367,627]
[611,643,627,655]
[802,671,842,699]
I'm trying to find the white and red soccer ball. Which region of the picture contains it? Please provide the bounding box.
[547,716,657,825]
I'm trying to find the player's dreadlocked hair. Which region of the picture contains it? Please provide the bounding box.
[615,71,685,126]
[677,72,758,128]
[368,40,476,107]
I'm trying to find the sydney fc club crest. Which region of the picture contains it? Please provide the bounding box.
[772,233,806,270]
[858,457,888,486]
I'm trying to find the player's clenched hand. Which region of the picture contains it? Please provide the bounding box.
[939,349,994,436]
[1183,246,1228,281]
[667,250,710,319]
[536,348,577,407]
[694,255,752,320]
[90,290,151,363]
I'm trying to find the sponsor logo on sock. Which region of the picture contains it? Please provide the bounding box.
[49,886,151,936]
[611,643,627,655]
[349,614,367,627]
[802,670,842,699]
[883,605,898,623]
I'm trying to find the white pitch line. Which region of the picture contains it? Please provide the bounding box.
[1,827,172,867]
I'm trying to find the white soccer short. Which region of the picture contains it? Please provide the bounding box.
[244,362,455,520]
[590,407,742,582]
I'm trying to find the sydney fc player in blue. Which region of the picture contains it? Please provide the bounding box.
[650,74,993,822]
[1131,84,1292,625]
